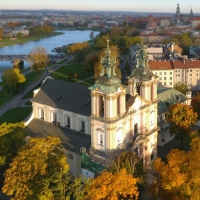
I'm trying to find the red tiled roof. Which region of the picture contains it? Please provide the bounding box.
[188,17,200,21]
[173,60,200,69]
[149,61,173,70]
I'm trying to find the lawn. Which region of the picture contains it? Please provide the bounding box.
[0,71,42,107]
[22,84,41,99]
[79,78,96,87]
[52,62,93,82]
[25,71,43,86]
[0,107,32,124]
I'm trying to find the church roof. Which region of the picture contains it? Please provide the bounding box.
[26,118,91,154]
[157,86,187,114]
[31,78,91,116]
[89,75,126,94]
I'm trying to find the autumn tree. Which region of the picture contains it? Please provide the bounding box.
[2,68,26,94]
[94,45,121,79]
[2,136,72,200]
[85,52,100,72]
[83,169,139,200]
[108,152,147,186]
[150,136,200,200]
[166,103,198,149]
[191,93,200,119]
[0,123,26,185]
[68,41,89,54]
[28,46,49,71]
[0,28,4,39]
[174,82,187,94]
[95,35,109,48]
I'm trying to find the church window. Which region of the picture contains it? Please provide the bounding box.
[65,116,70,128]
[134,147,138,155]
[98,132,105,147]
[80,121,85,132]
[134,123,138,134]
[136,84,140,95]
[151,153,154,160]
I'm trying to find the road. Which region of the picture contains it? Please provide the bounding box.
[0,58,72,117]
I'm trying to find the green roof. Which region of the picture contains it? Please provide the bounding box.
[157,86,187,115]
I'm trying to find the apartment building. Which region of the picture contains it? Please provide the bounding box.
[149,59,200,89]
[149,61,174,87]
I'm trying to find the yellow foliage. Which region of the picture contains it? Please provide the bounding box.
[68,41,89,53]
[84,169,139,200]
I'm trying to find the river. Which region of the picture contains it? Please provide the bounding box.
[0,30,99,80]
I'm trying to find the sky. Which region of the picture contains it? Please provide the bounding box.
[1,0,200,13]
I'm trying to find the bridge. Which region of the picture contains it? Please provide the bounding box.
[0,54,28,61]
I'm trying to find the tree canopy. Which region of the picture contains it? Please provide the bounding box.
[166,103,198,148]
[68,41,89,54]
[83,169,139,200]
[28,46,49,71]
[0,28,4,39]
[174,82,187,95]
[0,122,27,186]
[150,136,200,200]
[1,68,26,94]
[2,136,71,200]
[191,93,200,119]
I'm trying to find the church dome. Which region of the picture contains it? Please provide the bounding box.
[96,75,121,86]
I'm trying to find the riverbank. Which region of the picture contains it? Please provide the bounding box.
[0,32,64,48]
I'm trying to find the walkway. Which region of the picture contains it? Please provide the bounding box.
[0,58,72,117]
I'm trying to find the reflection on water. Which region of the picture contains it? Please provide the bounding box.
[0,30,99,81]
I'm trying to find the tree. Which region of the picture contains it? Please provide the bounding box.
[2,68,26,94]
[85,52,100,71]
[0,123,27,185]
[174,82,187,94]
[28,46,49,71]
[191,93,200,119]
[2,136,71,200]
[68,42,89,54]
[0,28,4,39]
[95,35,109,48]
[94,45,121,79]
[166,103,198,149]
[107,152,146,186]
[150,136,200,200]
[83,169,139,200]
[16,32,23,40]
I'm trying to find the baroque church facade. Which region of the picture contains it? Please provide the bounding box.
[30,40,159,168]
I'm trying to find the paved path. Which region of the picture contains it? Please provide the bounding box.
[0,59,72,117]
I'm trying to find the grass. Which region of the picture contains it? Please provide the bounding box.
[0,107,32,124]
[25,71,43,86]
[0,90,13,106]
[0,32,64,48]
[78,78,95,87]
[52,62,93,83]
[25,101,32,105]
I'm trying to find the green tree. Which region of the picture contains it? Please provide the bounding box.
[28,46,49,71]
[166,103,198,149]
[95,35,109,48]
[16,32,23,40]
[2,68,26,95]
[85,52,100,72]
[2,136,72,200]
[0,123,26,185]
[174,82,187,95]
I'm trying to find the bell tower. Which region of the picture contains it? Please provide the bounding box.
[89,40,127,150]
[127,40,159,102]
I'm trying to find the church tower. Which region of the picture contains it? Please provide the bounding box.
[176,3,181,24]
[89,40,127,150]
[127,41,159,167]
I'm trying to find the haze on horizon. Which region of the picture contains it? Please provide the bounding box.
[1,0,199,13]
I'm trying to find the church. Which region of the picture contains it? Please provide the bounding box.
[26,40,188,177]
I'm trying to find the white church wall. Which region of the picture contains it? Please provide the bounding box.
[33,103,91,135]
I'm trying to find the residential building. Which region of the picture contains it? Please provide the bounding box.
[188,17,200,27]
